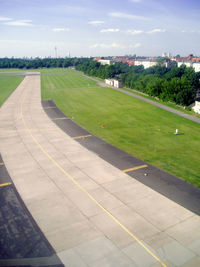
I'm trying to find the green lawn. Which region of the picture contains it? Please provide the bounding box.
[0,76,24,107]
[41,69,200,188]
[122,87,200,118]
[0,67,69,74]
[80,70,199,118]
[41,68,99,90]
[0,68,25,73]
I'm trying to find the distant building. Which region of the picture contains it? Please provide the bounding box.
[105,79,122,88]
[162,52,171,58]
[127,60,135,66]
[192,101,200,114]
[164,60,177,68]
[134,60,157,69]
[177,61,193,68]
[193,62,200,72]
[177,61,200,72]
[94,57,101,61]
[98,59,115,65]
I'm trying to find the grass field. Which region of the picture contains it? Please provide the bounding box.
[0,68,25,73]
[0,67,69,74]
[41,69,200,188]
[122,87,200,118]
[0,76,24,107]
[41,68,99,89]
[83,71,199,118]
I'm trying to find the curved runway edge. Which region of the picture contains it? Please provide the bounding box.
[42,99,200,216]
[0,156,64,267]
[1,74,200,267]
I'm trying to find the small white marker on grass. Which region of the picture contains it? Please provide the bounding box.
[174,129,178,135]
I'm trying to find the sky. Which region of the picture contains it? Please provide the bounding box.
[0,0,200,58]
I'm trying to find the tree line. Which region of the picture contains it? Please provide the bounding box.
[76,60,131,79]
[76,60,200,106]
[0,57,89,69]
[1,57,199,106]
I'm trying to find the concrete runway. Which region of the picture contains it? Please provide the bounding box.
[0,74,200,267]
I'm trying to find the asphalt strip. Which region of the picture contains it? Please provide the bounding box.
[0,154,64,267]
[42,99,200,216]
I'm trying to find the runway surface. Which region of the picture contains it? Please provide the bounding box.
[0,74,200,267]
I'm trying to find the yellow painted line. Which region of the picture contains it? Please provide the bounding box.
[52,117,69,121]
[0,182,12,187]
[0,163,4,166]
[123,164,148,173]
[73,134,92,140]
[20,87,166,267]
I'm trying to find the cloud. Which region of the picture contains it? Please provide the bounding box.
[130,0,141,2]
[3,20,34,27]
[108,12,146,20]
[181,29,200,34]
[89,42,141,49]
[100,28,120,33]
[147,28,166,34]
[126,29,144,35]
[129,43,141,48]
[0,16,12,21]
[88,20,104,26]
[52,28,70,32]
[126,29,166,35]
[90,42,125,49]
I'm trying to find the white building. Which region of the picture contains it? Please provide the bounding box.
[98,59,115,65]
[193,63,200,72]
[192,101,200,114]
[134,60,157,69]
[177,61,200,72]
[162,52,171,58]
[177,62,193,68]
[105,79,122,88]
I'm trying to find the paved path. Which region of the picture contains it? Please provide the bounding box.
[0,74,200,267]
[76,70,200,124]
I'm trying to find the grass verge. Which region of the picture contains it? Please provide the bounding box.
[0,76,24,107]
[41,69,200,188]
